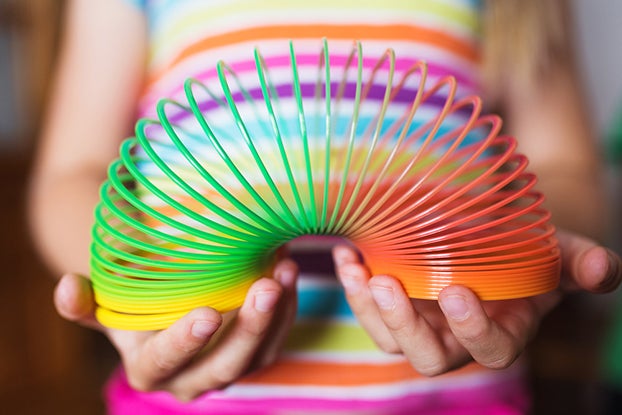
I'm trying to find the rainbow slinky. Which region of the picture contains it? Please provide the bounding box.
[90,40,560,331]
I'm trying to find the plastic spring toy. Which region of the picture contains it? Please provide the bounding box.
[91,40,561,330]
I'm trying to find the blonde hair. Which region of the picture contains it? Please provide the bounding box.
[481,0,575,106]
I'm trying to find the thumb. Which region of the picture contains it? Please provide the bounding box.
[54,273,104,331]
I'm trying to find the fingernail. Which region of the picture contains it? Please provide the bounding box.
[332,247,348,267]
[254,291,279,312]
[276,268,296,289]
[191,320,218,338]
[54,278,71,308]
[54,275,89,319]
[440,295,470,321]
[340,274,362,296]
[370,285,395,310]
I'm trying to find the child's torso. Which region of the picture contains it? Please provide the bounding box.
[107,1,530,414]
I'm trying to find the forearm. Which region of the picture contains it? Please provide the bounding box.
[501,67,606,241]
[28,0,147,277]
[534,171,606,241]
[28,169,105,277]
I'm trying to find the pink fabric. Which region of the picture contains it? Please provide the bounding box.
[104,367,531,415]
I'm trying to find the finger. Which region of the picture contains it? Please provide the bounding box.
[124,307,222,392]
[333,246,399,352]
[54,273,103,331]
[332,244,361,268]
[168,277,283,398]
[253,258,299,368]
[438,285,532,370]
[369,275,467,376]
[557,229,622,293]
[528,289,563,320]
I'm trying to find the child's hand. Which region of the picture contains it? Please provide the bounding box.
[53,259,298,401]
[332,230,621,376]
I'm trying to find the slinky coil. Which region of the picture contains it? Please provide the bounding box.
[91,40,561,331]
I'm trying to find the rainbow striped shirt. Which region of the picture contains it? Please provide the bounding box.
[106,1,531,414]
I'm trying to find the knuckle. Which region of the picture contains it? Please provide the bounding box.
[238,315,271,338]
[164,368,236,400]
[206,373,234,390]
[169,388,201,403]
[171,335,202,355]
[382,314,409,333]
[151,351,178,373]
[376,339,401,354]
[208,362,240,387]
[482,351,519,370]
[415,360,450,377]
[126,372,156,393]
[458,322,491,345]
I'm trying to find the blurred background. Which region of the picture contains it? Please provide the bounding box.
[0,1,621,414]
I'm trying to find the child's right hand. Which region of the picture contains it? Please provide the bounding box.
[53,259,299,402]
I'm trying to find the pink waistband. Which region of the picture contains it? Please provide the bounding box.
[104,366,531,415]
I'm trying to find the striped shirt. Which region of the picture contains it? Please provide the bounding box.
[105,1,531,414]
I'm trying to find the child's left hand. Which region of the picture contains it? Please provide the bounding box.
[332,229,622,376]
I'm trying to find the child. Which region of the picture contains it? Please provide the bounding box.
[29,0,622,413]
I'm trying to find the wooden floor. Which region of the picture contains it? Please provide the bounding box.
[0,153,617,414]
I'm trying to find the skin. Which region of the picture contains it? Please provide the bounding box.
[30,0,303,400]
[30,0,622,402]
[500,63,607,240]
[54,260,299,401]
[331,230,622,376]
